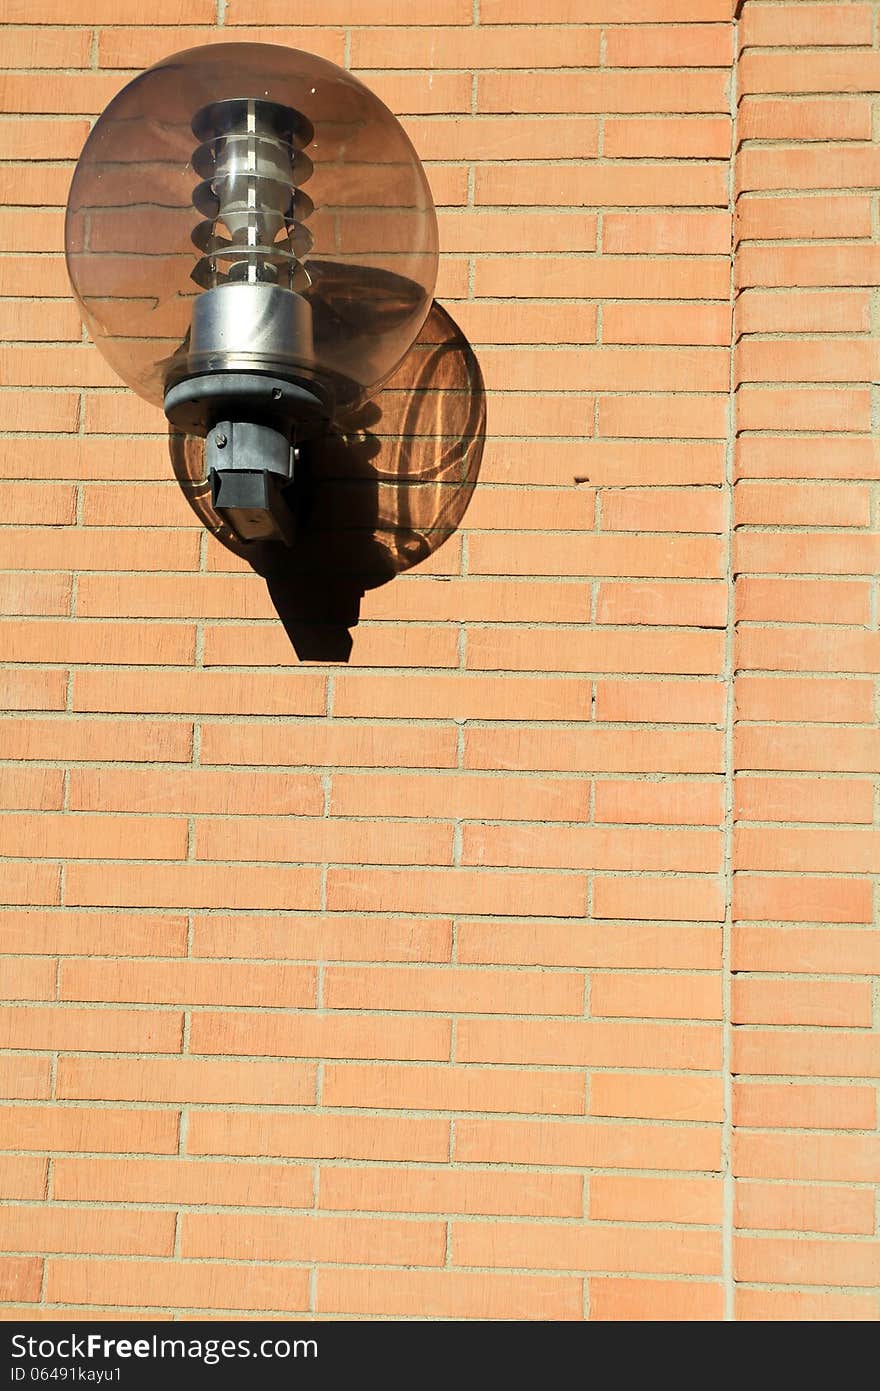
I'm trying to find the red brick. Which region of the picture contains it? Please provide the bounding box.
[200,721,458,770]
[603,117,729,159]
[479,69,729,116]
[737,97,872,143]
[736,579,871,627]
[454,1218,721,1276]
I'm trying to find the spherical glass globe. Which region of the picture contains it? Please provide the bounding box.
[65,44,439,414]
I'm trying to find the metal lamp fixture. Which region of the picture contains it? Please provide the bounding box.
[65,44,439,545]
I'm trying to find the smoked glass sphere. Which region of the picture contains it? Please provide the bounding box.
[65,44,439,415]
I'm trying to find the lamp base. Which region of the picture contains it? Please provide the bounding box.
[163,370,331,547]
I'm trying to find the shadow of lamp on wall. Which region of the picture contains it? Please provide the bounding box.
[64,42,484,660]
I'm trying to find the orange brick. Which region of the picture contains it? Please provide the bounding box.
[458,1018,720,1071]
[191,914,452,964]
[740,3,874,49]
[0,768,63,812]
[0,911,186,958]
[735,533,880,577]
[458,919,719,970]
[735,826,880,875]
[0,572,71,618]
[330,771,586,822]
[736,1288,880,1322]
[475,255,729,300]
[734,678,874,724]
[182,1211,445,1267]
[464,823,720,873]
[0,958,56,1002]
[733,875,872,923]
[737,387,871,434]
[606,22,733,67]
[737,97,872,143]
[0,1005,182,1054]
[467,726,723,775]
[733,926,880,977]
[190,1010,451,1063]
[736,343,879,391]
[591,972,721,1021]
[599,394,728,440]
[0,620,194,666]
[735,1131,880,1183]
[0,1207,173,1257]
[736,1235,880,1289]
[469,532,724,580]
[590,1175,721,1225]
[594,781,723,827]
[60,959,316,1009]
[593,876,725,923]
[326,867,587,918]
[187,1111,449,1163]
[590,1277,723,1321]
[354,25,599,68]
[739,50,880,97]
[0,299,82,343]
[734,1034,880,1084]
[736,195,872,243]
[481,164,730,211]
[0,861,60,906]
[736,244,880,290]
[0,1105,178,1155]
[0,812,186,862]
[65,862,321,913]
[603,117,729,159]
[0,1054,51,1098]
[590,1072,723,1122]
[57,1055,317,1107]
[97,26,346,69]
[0,1156,48,1200]
[0,528,200,573]
[53,1157,314,1209]
[736,722,880,774]
[0,1257,41,1304]
[68,767,324,818]
[454,1116,721,1171]
[318,1267,581,1319]
[200,721,458,770]
[332,674,588,722]
[478,69,729,116]
[0,119,89,160]
[322,1062,584,1115]
[736,578,871,626]
[324,964,584,1016]
[3,1,215,17]
[595,680,725,725]
[46,1258,310,1314]
[737,291,871,339]
[411,118,600,162]
[601,487,726,534]
[734,775,874,824]
[735,435,879,481]
[734,1082,876,1132]
[732,976,872,1028]
[319,1165,583,1218]
[737,145,880,194]
[735,1182,876,1237]
[453,1219,721,1276]
[0,670,67,711]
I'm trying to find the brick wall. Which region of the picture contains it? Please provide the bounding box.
[0,0,876,1323]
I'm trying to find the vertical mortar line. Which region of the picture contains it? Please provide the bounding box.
[721,9,741,1326]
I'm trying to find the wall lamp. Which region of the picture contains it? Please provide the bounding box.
[65,44,439,545]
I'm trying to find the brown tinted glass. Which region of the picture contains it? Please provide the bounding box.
[65,44,438,411]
